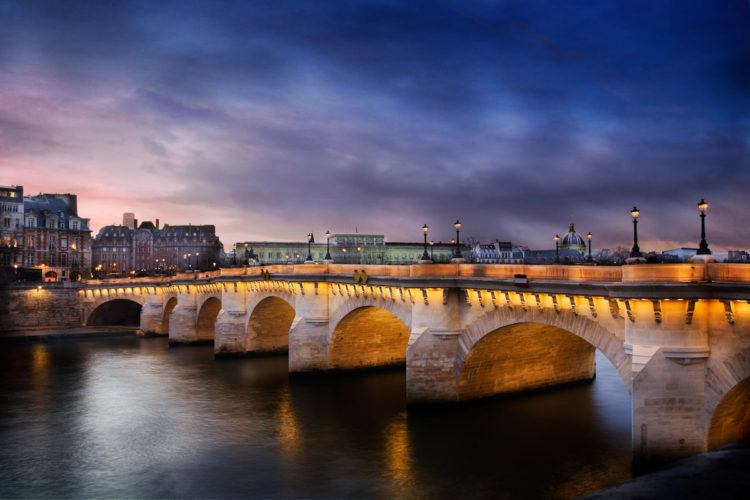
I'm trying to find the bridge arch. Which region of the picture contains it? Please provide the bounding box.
[328,305,411,370]
[245,295,296,353]
[87,298,143,326]
[457,308,630,401]
[196,296,222,341]
[159,296,178,334]
[705,347,750,450]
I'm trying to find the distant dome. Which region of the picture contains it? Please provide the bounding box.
[561,223,586,255]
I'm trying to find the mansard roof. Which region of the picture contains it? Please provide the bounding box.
[24,193,90,230]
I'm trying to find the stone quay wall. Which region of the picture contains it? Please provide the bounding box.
[0,284,82,330]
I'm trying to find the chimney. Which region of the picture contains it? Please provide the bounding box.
[156,218,160,229]
[123,212,135,229]
[134,218,138,229]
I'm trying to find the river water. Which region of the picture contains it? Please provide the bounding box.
[0,336,631,499]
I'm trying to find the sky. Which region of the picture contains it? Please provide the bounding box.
[0,0,748,253]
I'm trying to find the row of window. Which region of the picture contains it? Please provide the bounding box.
[1,204,20,212]
[23,217,81,230]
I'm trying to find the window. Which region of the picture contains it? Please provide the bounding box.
[2,236,9,247]
[49,236,56,250]
[49,254,55,266]
[72,220,79,230]
[60,254,67,266]
[28,236,34,248]
[27,254,34,266]
[72,254,79,267]
[3,218,8,228]
[61,238,67,250]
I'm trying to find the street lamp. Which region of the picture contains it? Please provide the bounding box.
[587,232,593,262]
[325,230,332,261]
[306,233,313,262]
[453,220,461,259]
[429,240,434,261]
[630,207,642,257]
[195,251,200,271]
[420,224,431,262]
[554,234,560,263]
[697,198,711,255]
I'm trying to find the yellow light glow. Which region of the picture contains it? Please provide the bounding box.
[698,198,708,213]
[631,206,640,219]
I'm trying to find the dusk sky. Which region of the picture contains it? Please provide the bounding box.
[1,0,748,253]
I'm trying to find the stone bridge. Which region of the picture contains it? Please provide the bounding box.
[78,262,750,468]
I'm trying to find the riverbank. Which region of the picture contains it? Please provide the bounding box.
[0,325,140,342]
[583,438,750,499]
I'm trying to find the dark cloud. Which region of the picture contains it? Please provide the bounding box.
[2,0,748,250]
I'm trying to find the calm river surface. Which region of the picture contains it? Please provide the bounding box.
[0,336,631,499]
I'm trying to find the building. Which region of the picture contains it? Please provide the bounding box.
[559,223,587,256]
[235,233,457,265]
[0,185,24,276]
[471,241,524,264]
[727,250,750,263]
[91,214,223,276]
[663,248,700,262]
[0,186,92,281]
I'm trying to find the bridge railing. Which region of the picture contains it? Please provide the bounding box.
[80,262,750,286]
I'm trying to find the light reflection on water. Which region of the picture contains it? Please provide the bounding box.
[0,337,631,499]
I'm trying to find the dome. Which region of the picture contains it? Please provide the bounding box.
[560,223,586,254]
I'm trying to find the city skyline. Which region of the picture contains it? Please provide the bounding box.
[1,1,748,252]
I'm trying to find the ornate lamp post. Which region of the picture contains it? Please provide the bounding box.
[697,198,711,255]
[306,233,313,263]
[453,220,461,259]
[429,240,434,261]
[630,207,642,257]
[587,232,593,262]
[420,224,431,263]
[325,230,332,261]
[554,234,560,263]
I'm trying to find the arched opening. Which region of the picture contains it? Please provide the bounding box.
[44,270,57,282]
[70,271,82,282]
[328,306,410,370]
[87,299,142,326]
[706,377,750,450]
[161,297,178,334]
[196,297,222,341]
[459,322,596,401]
[246,297,295,353]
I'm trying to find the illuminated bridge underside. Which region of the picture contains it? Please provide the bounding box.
[458,323,596,400]
[77,262,750,468]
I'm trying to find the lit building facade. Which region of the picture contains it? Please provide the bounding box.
[0,186,92,281]
[235,233,456,265]
[91,214,223,276]
[471,241,524,264]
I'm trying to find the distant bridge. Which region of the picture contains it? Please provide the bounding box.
[78,262,750,468]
